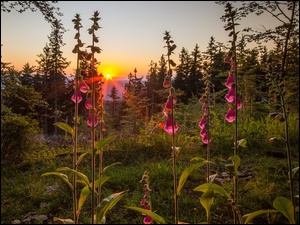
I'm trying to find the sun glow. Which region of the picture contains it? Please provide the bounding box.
[105,73,112,80]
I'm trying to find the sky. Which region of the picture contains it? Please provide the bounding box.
[1,1,280,80]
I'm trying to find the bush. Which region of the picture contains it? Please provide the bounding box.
[1,110,40,161]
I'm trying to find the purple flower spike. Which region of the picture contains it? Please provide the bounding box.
[164,117,178,135]
[200,127,207,137]
[225,73,235,88]
[225,87,235,103]
[71,89,82,103]
[225,108,235,123]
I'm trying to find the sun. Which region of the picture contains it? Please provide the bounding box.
[105,73,112,80]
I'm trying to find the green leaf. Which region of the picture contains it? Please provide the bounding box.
[193,183,229,199]
[56,167,90,187]
[273,197,295,224]
[41,172,73,191]
[177,160,212,196]
[76,152,89,166]
[54,122,74,139]
[102,162,121,174]
[94,135,117,150]
[242,209,278,224]
[237,139,247,148]
[200,189,214,220]
[125,206,167,224]
[230,155,241,177]
[95,190,128,224]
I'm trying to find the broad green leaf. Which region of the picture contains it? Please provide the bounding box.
[76,152,89,166]
[193,183,229,199]
[56,167,90,187]
[77,176,111,217]
[95,190,128,224]
[125,206,167,224]
[94,135,117,150]
[54,122,74,139]
[242,209,278,224]
[273,197,295,224]
[41,172,73,191]
[200,189,214,220]
[177,160,212,196]
[237,139,247,148]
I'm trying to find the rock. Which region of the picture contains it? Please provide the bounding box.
[11,220,21,224]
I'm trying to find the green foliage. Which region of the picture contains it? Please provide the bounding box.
[1,106,41,161]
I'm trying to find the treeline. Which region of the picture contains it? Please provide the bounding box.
[1,1,299,160]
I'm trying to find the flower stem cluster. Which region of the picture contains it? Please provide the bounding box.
[139,171,153,224]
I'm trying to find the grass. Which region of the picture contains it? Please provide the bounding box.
[1,136,299,224]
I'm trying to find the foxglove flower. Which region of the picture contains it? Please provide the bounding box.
[225,107,235,123]
[79,79,90,93]
[71,89,82,103]
[143,215,152,224]
[225,87,235,103]
[200,126,207,138]
[230,62,236,71]
[198,116,207,129]
[85,96,92,109]
[225,73,235,88]
[165,98,172,111]
[163,75,171,88]
[233,96,242,109]
[164,117,178,135]
[87,113,98,127]
[202,133,212,144]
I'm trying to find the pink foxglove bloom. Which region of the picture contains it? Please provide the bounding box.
[101,123,107,131]
[200,126,207,138]
[143,215,153,224]
[165,98,172,111]
[199,95,206,103]
[225,108,235,123]
[71,89,82,103]
[162,109,168,117]
[85,97,92,109]
[80,79,90,93]
[87,113,98,127]
[225,73,235,88]
[164,117,178,135]
[202,133,212,144]
[202,103,207,111]
[233,96,242,109]
[198,116,207,129]
[163,75,171,88]
[225,87,235,103]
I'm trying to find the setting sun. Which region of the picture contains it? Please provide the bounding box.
[105,73,112,80]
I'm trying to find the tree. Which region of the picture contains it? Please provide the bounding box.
[1,1,63,29]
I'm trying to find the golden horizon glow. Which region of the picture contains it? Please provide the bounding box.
[105,73,112,80]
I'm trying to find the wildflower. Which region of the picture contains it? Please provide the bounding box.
[269,137,277,142]
[225,87,235,103]
[71,89,82,103]
[79,78,90,93]
[202,133,212,144]
[199,95,206,103]
[165,98,172,111]
[87,113,98,127]
[230,62,236,71]
[225,107,235,123]
[164,116,178,135]
[225,73,235,88]
[85,96,92,109]
[158,122,164,129]
[200,126,207,138]
[233,96,242,109]
[198,116,207,129]
[143,216,153,224]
